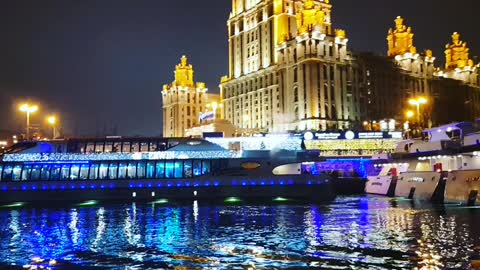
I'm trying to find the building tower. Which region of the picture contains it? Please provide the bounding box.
[162,56,218,137]
[221,0,362,132]
[435,32,479,86]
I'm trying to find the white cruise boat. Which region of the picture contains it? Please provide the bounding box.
[366,122,480,205]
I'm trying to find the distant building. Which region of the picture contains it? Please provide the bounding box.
[358,16,480,126]
[219,0,480,132]
[162,56,220,137]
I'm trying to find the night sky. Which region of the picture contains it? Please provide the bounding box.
[0,0,479,137]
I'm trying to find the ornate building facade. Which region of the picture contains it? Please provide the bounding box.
[162,56,220,137]
[221,0,363,132]
[220,0,479,133]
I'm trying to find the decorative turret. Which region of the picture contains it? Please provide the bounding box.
[387,16,417,57]
[445,32,475,70]
[174,55,195,88]
[296,0,325,35]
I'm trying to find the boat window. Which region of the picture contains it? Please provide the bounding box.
[184,160,192,178]
[85,143,95,153]
[70,165,80,180]
[30,165,42,181]
[137,162,146,179]
[79,164,89,180]
[165,161,174,178]
[127,162,137,179]
[149,142,158,152]
[41,165,51,181]
[174,161,183,178]
[61,165,71,180]
[89,164,99,180]
[21,165,32,181]
[193,160,202,177]
[146,162,155,179]
[108,163,118,180]
[104,142,113,153]
[12,165,22,181]
[112,142,121,153]
[2,165,13,181]
[49,165,62,181]
[95,142,105,153]
[118,163,127,179]
[156,161,165,178]
[202,160,211,175]
[447,129,461,141]
[99,163,109,179]
[122,142,131,153]
[131,143,140,153]
[140,143,149,152]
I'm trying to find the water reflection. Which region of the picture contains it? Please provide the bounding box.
[0,196,478,269]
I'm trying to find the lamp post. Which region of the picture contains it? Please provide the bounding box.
[409,97,427,126]
[47,116,57,139]
[19,104,38,140]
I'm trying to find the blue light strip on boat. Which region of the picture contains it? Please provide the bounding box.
[0,179,326,192]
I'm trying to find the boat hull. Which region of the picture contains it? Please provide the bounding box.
[445,170,480,205]
[395,172,444,201]
[0,175,335,204]
[365,176,396,196]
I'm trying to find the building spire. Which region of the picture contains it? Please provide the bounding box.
[296,0,325,35]
[387,16,417,57]
[174,55,194,87]
[444,32,474,70]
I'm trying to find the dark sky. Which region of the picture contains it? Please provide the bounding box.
[0,0,479,136]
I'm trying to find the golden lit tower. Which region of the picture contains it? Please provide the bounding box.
[435,32,479,86]
[162,56,219,137]
[444,32,474,70]
[387,16,416,57]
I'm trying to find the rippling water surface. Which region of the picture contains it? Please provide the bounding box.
[0,196,479,269]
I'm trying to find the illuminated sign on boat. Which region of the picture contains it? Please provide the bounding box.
[466,176,480,183]
[407,177,425,183]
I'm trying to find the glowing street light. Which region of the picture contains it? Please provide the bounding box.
[47,116,58,139]
[405,110,414,119]
[408,97,427,125]
[19,103,39,140]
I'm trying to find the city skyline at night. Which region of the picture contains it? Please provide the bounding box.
[0,0,479,136]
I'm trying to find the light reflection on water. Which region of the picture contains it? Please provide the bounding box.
[0,196,479,269]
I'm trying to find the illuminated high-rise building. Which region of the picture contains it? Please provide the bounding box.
[218,1,480,133]
[162,56,219,137]
[221,0,363,132]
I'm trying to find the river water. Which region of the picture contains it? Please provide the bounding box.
[0,196,479,269]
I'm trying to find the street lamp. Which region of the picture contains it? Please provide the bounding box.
[47,116,58,139]
[409,97,427,125]
[19,103,38,140]
[405,110,414,119]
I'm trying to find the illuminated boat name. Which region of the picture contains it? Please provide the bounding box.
[407,177,425,183]
[466,176,480,183]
